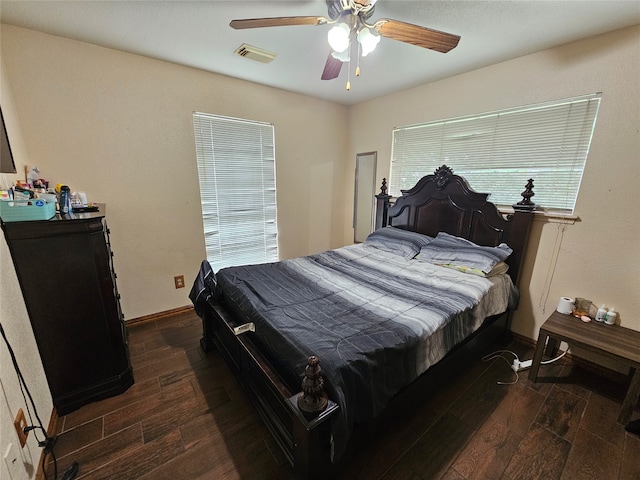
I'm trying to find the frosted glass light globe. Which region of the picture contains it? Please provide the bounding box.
[328,23,351,53]
[358,27,380,56]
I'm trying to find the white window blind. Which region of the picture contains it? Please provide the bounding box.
[390,93,601,212]
[193,112,278,271]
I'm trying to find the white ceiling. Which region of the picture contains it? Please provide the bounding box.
[1,1,639,106]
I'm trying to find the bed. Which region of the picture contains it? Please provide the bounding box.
[189,165,535,479]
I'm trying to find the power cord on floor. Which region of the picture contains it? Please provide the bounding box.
[482,349,521,385]
[0,320,79,480]
[541,349,568,365]
[61,461,79,480]
[482,348,568,386]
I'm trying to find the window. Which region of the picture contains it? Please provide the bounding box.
[390,93,601,213]
[193,112,278,271]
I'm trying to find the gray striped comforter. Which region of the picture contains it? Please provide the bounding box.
[209,244,517,461]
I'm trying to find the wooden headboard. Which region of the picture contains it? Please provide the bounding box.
[375,165,535,286]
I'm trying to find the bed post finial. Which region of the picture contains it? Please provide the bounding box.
[375,178,392,230]
[514,178,537,210]
[297,356,328,416]
[379,177,388,196]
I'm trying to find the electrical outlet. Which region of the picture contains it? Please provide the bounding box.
[14,408,28,448]
[4,442,26,479]
[174,275,185,289]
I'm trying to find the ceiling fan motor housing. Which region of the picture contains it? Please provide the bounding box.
[326,0,376,21]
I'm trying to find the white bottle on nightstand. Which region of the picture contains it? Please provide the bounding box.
[596,304,607,322]
[605,307,616,325]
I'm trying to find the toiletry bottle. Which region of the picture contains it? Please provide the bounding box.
[605,307,616,325]
[59,185,71,214]
[596,304,607,322]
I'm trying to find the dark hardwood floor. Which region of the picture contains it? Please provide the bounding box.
[47,309,640,480]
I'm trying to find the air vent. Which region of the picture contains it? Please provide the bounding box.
[234,43,277,64]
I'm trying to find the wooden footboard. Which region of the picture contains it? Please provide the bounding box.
[201,299,339,480]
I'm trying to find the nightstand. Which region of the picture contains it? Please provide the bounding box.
[529,310,640,424]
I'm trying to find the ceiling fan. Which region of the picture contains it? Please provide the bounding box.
[230,0,460,89]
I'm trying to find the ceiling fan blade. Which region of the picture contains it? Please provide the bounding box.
[375,19,460,53]
[230,16,328,29]
[321,53,343,80]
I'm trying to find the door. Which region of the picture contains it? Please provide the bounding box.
[353,152,377,243]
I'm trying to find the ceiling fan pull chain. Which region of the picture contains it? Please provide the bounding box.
[346,38,352,90]
[356,41,361,77]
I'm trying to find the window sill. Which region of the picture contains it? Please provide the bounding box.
[499,207,579,224]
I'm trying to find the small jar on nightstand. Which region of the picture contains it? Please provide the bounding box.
[605,307,617,325]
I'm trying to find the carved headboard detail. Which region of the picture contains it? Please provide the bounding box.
[375,165,535,286]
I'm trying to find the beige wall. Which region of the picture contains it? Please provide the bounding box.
[348,25,640,355]
[0,25,349,321]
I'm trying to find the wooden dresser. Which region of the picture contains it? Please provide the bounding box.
[1,205,133,415]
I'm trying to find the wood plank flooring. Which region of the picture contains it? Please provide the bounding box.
[47,310,640,479]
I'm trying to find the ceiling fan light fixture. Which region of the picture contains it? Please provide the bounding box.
[228,0,460,92]
[357,26,380,56]
[331,49,350,62]
[327,22,351,52]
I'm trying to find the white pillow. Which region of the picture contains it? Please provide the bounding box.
[418,232,512,274]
